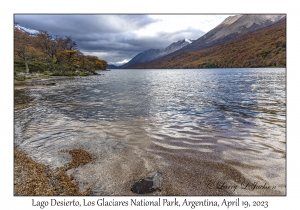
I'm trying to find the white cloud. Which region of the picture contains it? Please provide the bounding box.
[134,15,233,37]
[116,59,131,65]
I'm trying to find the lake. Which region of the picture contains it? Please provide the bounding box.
[14,68,286,195]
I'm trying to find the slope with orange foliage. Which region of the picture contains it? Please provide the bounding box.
[127,18,286,69]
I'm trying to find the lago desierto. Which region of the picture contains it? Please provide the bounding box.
[14,68,286,195]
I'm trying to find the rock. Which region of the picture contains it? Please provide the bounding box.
[45,82,56,86]
[151,172,162,189]
[131,179,154,194]
[131,171,162,194]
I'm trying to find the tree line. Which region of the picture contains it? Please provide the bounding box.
[14,25,107,77]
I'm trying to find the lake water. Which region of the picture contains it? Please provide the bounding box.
[14,68,286,195]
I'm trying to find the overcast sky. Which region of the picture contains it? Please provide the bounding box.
[14,14,233,65]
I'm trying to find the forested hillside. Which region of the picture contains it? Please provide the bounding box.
[14,27,107,80]
[127,18,286,69]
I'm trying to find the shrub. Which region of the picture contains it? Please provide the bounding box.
[78,72,90,76]
[28,60,49,73]
[14,74,26,81]
[51,71,64,76]
[65,71,78,76]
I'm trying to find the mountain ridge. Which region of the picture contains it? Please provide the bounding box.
[117,38,194,68]
[119,49,161,68]
[181,14,285,53]
[126,17,286,69]
[14,23,39,36]
[125,14,286,69]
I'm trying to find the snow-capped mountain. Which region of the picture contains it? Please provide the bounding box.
[155,39,194,59]
[124,14,286,69]
[119,39,194,68]
[14,23,39,36]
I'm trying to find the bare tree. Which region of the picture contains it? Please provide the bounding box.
[35,31,58,70]
[64,36,77,50]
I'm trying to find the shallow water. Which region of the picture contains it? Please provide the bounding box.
[14,68,286,195]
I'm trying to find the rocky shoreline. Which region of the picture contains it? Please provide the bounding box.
[14,76,102,196]
[14,72,106,88]
[14,74,88,195]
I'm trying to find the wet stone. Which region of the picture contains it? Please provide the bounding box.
[131,172,162,194]
[45,82,56,86]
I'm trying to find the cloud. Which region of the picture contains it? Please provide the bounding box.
[156,27,205,42]
[14,14,229,65]
[81,50,137,65]
[14,14,159,35]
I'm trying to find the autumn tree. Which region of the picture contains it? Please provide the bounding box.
[35,31,60,70]
[14,28,38,73]
[94,59,107,70]
[79,55,107,73]
[56,49,80,71]
[14,27,108,75]
[56,36,79,70]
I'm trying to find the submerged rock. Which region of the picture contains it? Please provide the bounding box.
[45,82,56,86]
[131,172,162,194]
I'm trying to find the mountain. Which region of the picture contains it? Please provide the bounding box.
[119,39,194,68]
[14,23,39,36]
[120,49,160,68]
[107,64,120,69]
[125,14,286,69]
[179,14,285,53]
[126,16,286,69]
[155,39,193,58]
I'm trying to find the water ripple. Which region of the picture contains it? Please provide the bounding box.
[14,68,286,195]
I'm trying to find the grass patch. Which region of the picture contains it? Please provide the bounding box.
[39,74,51,79]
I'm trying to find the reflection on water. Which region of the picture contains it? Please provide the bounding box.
[14,68,286,195]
